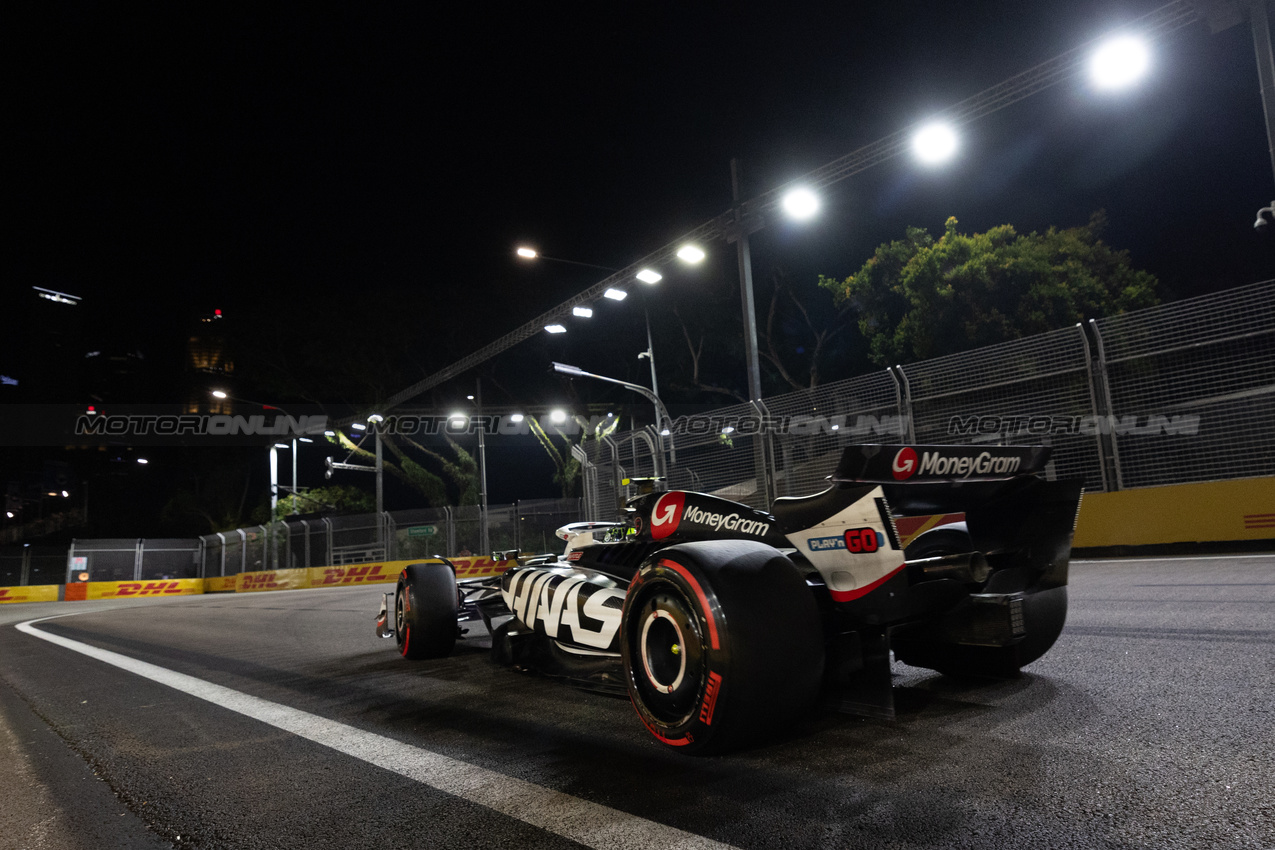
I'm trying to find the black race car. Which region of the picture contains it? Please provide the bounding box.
[375,444,1083,754]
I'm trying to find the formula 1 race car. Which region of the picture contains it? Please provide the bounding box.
[375,444,1083,754]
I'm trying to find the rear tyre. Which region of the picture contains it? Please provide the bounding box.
[396,562,458,660]
[622,541,823,754]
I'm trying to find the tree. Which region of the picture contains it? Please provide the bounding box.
[818,214,1159,365]
[267,484,375,522]
[527,413,620,498]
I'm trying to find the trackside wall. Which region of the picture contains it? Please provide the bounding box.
[1072,476,1275,548]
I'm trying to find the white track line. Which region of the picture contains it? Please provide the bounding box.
[17,615,734,850]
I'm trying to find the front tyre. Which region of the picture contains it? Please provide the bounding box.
[396,562,458,660]
[622,541,823,754]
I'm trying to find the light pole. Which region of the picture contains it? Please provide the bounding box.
[450,382,489,555]
[551,361,674,477]
[212,390,299,516]
[515,246,669,426]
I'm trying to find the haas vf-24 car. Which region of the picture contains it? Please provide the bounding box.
[376,444,1083,753]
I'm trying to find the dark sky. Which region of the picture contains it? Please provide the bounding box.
[12,3,1271,352]
[7,2,1274,508]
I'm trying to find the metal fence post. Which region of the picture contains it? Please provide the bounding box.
[216,532,226,576]
[20,546,30,587]
[385,512,396,560]
[1079,322,1113,492]
[134,539,144,581]
[237,528,247,573]
[890,366,916,442]
[1087,319,1123,490]
[751,399,777,504]
[66,540,76,584]
[323,517,333,567]
[300,520,310,568]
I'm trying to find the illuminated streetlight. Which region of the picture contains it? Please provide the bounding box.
[510,413,525,423]
[545,323,567,334]
[676,244,706,263]
[572,306,593,318]
[550,409,567,424]
[211,389,228,399]
[781,188,819,220]
[604,288,627,301]
[136,458,149,465]
[351,422,366,430]
[636,268,663,284]
[1090,35,1150,91]
[912,123,959,164]
[516,246,538,258]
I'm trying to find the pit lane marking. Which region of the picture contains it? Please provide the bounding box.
[17,615,736,850]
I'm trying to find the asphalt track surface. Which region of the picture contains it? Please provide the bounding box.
[1,556,1272,850]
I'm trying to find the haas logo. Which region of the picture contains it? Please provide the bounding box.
[650,491,685,540]
[892,447,918,480]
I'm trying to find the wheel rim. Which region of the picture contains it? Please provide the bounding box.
[640,610,687,694]
[630,585,705,725]
[396,587,407,636]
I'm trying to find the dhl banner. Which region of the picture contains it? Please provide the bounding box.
[81,578,206,600]
[237,568,310,593]
[0,585,60,604]
[449,556,514,578]
[308,562,406,588]
[203,576,238,593]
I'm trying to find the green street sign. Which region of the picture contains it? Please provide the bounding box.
[407,525,437,538]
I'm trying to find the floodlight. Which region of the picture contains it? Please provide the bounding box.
[912,123,959,164]
[782,188,819,220]
[1090,36,1150,90]
[676,245,706,263]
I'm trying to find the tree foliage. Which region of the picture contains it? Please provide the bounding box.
[818,214,1159,365]
[527,413,620,498]
[268,484,375,522]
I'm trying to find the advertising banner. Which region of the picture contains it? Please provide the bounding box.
[0,586,60,604]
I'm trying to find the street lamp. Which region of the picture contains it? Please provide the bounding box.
[210,389,300,517]
[1089,35,1151,91]
[514,247,669,419]
[552,361,674,477]
[912,123,959,164]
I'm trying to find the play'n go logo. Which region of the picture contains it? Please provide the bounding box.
[650,491,686,540]
[892,447,918,480]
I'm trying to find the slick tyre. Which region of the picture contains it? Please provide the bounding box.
[396,561,458,660]
[621,541,823,754]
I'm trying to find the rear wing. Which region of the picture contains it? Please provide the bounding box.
[832,445,1051,484]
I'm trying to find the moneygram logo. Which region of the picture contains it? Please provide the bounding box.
[892,447,918,480]
[650,491,685,540]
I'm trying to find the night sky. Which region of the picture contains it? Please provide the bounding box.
[6,1,1274,515]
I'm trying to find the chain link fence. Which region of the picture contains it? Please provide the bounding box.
[580,279,1275,520]
[4,282,1271,588]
